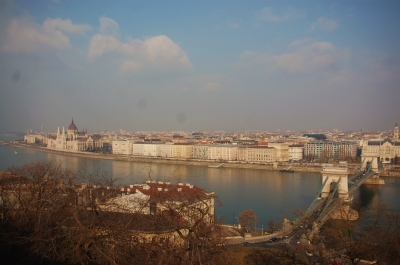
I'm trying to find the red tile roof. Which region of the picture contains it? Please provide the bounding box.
[122,182,209,203]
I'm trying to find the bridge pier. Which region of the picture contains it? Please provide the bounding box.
[364,175,385,184]
[330,204,359,220]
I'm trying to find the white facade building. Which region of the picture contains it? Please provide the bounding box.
[237,146,275,163]
[172,144,193,159]
[47,119,102,152]
[143,144,160,157]
[112,140,133,155]
[288,145,304,161]
[159,144,174,158]
[208,145,238,161]
[362,139,400,163]
[268,143,289,162]
[132,143,146,156]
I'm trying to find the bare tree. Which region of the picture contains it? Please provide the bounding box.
[0,161,233,265]
[268,219,282,233]
[238,209,258,233]
[319,203,400,264]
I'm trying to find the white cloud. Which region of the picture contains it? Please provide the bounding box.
[256,7,280,22]
[289,38,312,49]
[88,32,193,75]
[0,16,91,54]
[99,16,120,37]
[43,18,91,35]
[180,75,223,91]
[235,40,344,74]
[87,34,122,58]
[274,41,339,73]
[311,17,339,32]
[256,6,301,22]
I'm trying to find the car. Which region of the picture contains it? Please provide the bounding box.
[269,237,278,242]
[242,242,249,246]
[296,239,301,244]
[306,251,313,256]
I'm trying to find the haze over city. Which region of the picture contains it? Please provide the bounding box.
[1,0,399,133]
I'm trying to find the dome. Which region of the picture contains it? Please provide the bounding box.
[68,119,78,131]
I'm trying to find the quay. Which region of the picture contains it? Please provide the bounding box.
[3,142,337,173]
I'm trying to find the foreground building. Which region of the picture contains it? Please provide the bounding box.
[102,181,215,225]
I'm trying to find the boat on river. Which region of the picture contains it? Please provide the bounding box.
[280,166,294,173]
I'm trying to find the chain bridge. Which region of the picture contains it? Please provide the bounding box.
[289,154,385,238]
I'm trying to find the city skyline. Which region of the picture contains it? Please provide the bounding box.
[1,1,399,133]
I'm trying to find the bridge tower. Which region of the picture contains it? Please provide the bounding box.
[360,153,378,172]
[360,153,385,184]
[321,167,349,200]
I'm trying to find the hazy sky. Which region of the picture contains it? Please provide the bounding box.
[1,0,399,133]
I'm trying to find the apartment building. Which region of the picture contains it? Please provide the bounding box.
[288,145,304,161]
[304,141,358,160]
[268,143,289,162]
[112,140,133,155]
[159,144,174,158]
[192,145,209,159]
[208,145,238,161]
[237,146,275,163]
[172,144,193,159]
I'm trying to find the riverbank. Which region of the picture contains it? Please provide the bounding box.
[8,142,362,174]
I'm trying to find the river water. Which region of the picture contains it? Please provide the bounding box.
[1,136,399,228]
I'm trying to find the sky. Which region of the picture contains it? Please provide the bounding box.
[1,0,399,133]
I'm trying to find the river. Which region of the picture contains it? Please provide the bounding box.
[1,136,399,228]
